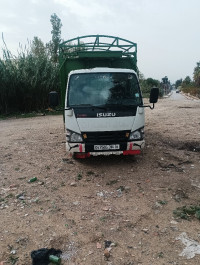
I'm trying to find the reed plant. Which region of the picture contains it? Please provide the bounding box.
[0,41,59,114]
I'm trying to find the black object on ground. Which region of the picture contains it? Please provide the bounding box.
[31,248,62,265]
[104,240,112,248]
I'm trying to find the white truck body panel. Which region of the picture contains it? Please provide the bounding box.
[65,107,145,133]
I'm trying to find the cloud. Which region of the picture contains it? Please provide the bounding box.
[54,0,111,19]
[28,17,39,25]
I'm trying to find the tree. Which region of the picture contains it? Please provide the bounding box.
[49,13,62,63]
[138,71,145,82]
[31,36,46,57]
[175,79,182,88]
[182,76,192,87]
[161,76,171,95]
[140,76,160,96]
[146,77,160,87]
[162,76,168,84]
[193,62,200,86]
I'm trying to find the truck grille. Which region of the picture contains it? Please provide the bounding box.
[82,131,130,143]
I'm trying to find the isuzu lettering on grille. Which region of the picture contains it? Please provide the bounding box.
[97,113,116,117]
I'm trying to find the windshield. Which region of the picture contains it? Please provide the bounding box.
[67,72,142,107]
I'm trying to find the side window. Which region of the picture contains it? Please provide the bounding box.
[128,75,142,104]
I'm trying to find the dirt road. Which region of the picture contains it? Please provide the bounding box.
[0,92,200,264]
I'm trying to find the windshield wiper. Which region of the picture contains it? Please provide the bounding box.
[120,104,138,108]
[70,104,107,110]
[105,103,137,108]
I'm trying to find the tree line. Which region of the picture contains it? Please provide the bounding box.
[0,13,62,115]
[175,63,200,98]
[139,73,161,97]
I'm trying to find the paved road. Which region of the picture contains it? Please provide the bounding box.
[169,90,200,102]
[170,90,187,101]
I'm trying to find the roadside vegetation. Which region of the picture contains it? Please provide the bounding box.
[0,13,62,116]
[139,72,161,98]
[175,62,200,98]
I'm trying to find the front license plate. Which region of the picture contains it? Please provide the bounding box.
[94,144,120,151]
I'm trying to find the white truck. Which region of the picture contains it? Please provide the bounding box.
[50,35,159,158]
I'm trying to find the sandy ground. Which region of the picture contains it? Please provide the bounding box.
[0,91,200,265]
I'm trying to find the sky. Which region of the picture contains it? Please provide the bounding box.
[0,0,200,83]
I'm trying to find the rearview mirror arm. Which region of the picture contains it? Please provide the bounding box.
[139,103,155,110]
[49,107,72,111]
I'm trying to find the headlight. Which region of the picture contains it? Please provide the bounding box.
[67,130,83,142]
[129,128,144,140]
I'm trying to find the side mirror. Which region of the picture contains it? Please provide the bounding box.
[49,91,59,107]
[149,87,159,104]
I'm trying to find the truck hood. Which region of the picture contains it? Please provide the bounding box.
[77,117,135,132]
[65,107,145,133]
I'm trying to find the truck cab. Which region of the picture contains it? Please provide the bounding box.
[65,67,145,157]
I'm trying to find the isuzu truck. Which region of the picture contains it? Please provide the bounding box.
[50,35,159,158]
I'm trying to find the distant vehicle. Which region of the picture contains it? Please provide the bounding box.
[176,89,180,93]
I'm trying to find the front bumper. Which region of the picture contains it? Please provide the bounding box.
[66,140,145,157]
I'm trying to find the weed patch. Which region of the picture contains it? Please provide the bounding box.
[173,205,200,220]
